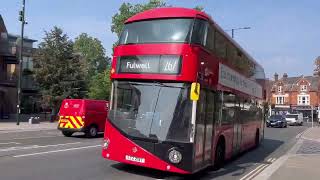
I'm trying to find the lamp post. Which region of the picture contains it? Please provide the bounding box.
[17,0,26,125]
[226,27,251,38]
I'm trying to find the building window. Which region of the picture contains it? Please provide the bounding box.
[6,64,17,80]
[276,96,285,104]
[298,95,310,105]
[22,57,33,70]
[300,85,307,92]
[0,32,8,39]
[278,86,283,93]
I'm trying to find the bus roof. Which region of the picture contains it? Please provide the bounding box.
[125,7,264,76]
[125,7,210,23]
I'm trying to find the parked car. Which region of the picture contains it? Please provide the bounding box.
[266,115,287,128]
[58,99,109,137]
[285,113,303,126]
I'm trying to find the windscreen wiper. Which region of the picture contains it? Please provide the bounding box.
[153,81,184,88]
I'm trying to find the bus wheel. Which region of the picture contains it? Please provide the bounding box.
[255,130,260,148]
[62,131,73,137]
[86,125,98,138]
[214,139,225,170]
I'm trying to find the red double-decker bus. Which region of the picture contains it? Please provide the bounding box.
[102,7,266,174]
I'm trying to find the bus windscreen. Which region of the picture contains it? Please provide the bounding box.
[119,18,193,44]
[108,81,192,142]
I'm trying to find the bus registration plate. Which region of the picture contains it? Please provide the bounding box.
[125,155,145,163]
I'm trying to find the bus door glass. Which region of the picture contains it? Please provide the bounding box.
[194,89,206,169]
[204,91,215,163]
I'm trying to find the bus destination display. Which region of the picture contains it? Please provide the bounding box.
[117,55,181,74]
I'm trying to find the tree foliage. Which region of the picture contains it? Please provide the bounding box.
[111,0,167,38]
[194,6,204,12]
[74,33,111,99]
[314,56,320,76]
[33,27,87,112]
[74,33,110,76]
[88,70,111,100]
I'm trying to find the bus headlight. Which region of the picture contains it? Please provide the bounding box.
[168,149,182,164]
[103,138,110,149]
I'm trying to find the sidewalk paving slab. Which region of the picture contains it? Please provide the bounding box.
[268,155,320,180]
[254,127,320,180]
[0,121,58,132]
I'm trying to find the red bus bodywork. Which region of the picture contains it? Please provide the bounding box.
[102,7,265,174]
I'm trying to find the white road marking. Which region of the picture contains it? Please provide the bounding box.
[240,157,277,180]
[13,145,101,158]
[0,142,81,152]
[0,142,21,145]
[240,164,267,180]
[244,164,269,180]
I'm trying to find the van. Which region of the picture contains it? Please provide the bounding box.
[285,113,303,126]
[58,99,109,137]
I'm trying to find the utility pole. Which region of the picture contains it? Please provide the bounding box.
[17,0,26,125]
[227,27,251,39]
[312,105,314,128]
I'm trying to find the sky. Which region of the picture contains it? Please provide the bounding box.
[1,0,320,79]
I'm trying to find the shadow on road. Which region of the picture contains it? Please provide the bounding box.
[111,163,171,179]
[68,133,104,139]
[110,138,284,180]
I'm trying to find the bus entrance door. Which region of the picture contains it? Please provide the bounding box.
[194,90,215,170]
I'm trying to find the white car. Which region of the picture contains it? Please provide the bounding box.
[285,114,303,126]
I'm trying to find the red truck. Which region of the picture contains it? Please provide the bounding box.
[58,99,109,137]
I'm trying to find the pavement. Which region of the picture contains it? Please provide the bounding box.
[254,126,320,180]
[0,121,58,133]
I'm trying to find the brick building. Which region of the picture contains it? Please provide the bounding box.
[268,73,320,117]
[0,15,38,120]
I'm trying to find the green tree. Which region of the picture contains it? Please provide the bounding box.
[111,0,167,38]
[33,27,87,113]
[74,33,112,99]
[74,33,110,76]
[194,6,204,11]
[88,70,111,100]
[313,56,320,76]
[111,1,204,51]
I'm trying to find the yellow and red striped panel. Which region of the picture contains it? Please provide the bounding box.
[59,116,84,129]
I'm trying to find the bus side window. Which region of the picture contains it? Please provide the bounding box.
[205,25,215,52]
[221,92,236,125]
[215,31,227,59]
[215,92,223,126]
[206,91,215,125]
[191,19,207,46]
[226,42,238,66]
[241,98,251,123]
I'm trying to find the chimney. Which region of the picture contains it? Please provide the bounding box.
[283,73,288,80]
[274,73,279,81]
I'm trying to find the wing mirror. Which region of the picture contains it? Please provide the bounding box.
[190,82,200,101]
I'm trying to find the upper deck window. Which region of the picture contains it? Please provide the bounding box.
[119,18,193,44]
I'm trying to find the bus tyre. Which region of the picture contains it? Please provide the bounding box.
[62,131,73,137]
[214,140,225,170]
[86,125,98,138]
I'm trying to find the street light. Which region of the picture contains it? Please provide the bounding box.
[17,0,27,125]
[226,27,251,38]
